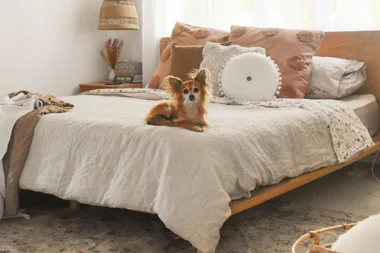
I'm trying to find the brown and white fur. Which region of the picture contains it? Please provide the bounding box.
[145,68,211,132]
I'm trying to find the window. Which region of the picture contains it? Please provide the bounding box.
[155,0,380,35]
[142,0,380,83]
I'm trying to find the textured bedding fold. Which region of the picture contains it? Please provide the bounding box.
[3,91,74,216]
[17,89,373,253]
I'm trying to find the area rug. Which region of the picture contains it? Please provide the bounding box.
[0,194,364,253]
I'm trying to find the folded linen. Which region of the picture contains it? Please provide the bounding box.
[2,90,74,218]
[0,93,43,110]
[8,90,74,110]
[0,95,36,221]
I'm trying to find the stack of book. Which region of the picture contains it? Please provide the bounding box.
[132,74,143,83]
[114,72,134,83]
[115,61,143,84]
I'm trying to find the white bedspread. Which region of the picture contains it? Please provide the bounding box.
[18,89,373,253]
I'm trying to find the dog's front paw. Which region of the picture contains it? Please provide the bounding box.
[192,126,204,132]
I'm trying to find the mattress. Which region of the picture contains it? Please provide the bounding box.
[341,94,379,136]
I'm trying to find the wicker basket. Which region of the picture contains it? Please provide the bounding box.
[292,223,356,253]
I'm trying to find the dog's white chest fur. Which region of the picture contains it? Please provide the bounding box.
[183,101,198,119]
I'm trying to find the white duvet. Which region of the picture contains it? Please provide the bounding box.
[18,89,373,253]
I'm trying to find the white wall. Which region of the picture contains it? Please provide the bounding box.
[0,0,142,96]
[119,0,142,63]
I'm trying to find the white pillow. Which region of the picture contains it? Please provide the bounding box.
[200,42,266,97]
[331,213,380,253]
[306,56,367,99]
[221,52,281,101]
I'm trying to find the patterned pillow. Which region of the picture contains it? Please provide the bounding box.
[146,22,229,89]
[229,26,325,98]
[200,42,266,97]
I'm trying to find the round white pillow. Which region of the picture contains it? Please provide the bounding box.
[331,213,380,253]
[220,52,281,101]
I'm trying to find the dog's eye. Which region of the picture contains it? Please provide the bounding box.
[193,88,199,93]
[183,89,189,94]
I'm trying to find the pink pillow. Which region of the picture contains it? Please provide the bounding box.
[147,22,229,89]
[229,26,325,98]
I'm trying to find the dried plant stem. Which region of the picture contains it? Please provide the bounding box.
[101,37,124,69]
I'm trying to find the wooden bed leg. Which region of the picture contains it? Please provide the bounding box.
[69,200,80,210]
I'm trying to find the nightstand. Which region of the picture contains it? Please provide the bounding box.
[79,82,143,93]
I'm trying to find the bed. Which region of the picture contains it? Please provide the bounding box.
[7,31,380,253]
[159,30,380,218]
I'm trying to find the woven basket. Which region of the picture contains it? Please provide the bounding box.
[292,223,356,253]
[99,0,139,30]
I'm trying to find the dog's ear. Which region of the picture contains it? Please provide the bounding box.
[168,77,183,90]
[194,68,209,86]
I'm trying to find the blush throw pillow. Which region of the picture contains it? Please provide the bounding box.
[229,26,325,98]
[221,52,282,101]
[169,44,204,82]
[147,22,229,89]
[200,42,266,97]
[169,41,231,82]
[306,56,367,99]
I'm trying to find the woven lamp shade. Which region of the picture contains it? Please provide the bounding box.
[99,0,139,30]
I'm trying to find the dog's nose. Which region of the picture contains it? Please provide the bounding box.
[189,95,195,101]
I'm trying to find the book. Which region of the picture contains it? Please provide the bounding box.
[132,74,143,83]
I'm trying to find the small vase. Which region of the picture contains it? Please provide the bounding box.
[108,69,116,81]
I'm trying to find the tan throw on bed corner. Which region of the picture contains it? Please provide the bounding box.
[2,90,74,216]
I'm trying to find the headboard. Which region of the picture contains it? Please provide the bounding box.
[159,31,380,102]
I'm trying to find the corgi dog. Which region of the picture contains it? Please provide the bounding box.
[145,68,211,132]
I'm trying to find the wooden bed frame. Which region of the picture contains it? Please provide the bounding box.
[159,30,380,253]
